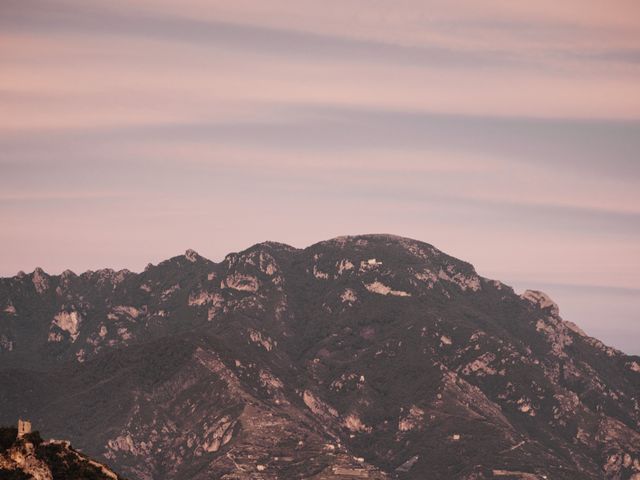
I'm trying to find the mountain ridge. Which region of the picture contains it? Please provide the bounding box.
[6,234,452,279]
[0,234,638,479]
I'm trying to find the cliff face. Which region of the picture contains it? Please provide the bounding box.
[0,234,638,479]
[0,427,123,480]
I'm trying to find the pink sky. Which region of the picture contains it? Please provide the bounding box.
[1,0,639,352]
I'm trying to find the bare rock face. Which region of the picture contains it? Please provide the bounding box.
[0,234,638,480]
[31,268,50,295]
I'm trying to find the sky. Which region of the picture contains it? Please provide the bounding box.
[1,0,639,353]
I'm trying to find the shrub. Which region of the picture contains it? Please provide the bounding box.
[0,427,18,453]
[23,430,43,447]
[0,468,31,480]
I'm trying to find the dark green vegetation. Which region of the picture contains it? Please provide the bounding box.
[0,235,638,479]
[0,469,31,480]
[0,428,18,454]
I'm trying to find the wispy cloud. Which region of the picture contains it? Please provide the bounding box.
[0,191,129,203]
[4,1,640,74]
[1,0,639,351]
[3,106,639,176]
[1,2,520,68]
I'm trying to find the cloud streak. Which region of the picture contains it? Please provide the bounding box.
[3,106,639,176]
[7,0,640,70]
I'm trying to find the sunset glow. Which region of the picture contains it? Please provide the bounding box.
[2,0,639,352]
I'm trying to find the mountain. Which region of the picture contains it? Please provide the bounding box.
[0,234,638,479]
[0,425,124,480]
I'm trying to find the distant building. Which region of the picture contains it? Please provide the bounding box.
[17,419,32,438]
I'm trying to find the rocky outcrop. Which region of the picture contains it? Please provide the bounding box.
[0,427,123,480]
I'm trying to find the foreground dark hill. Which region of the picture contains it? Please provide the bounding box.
[0,425,124,480]
[0,234,638,479]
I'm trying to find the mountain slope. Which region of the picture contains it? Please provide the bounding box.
[0,234,638,479]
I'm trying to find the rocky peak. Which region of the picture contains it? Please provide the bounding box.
[521,289,560,316]
[184,249,200,263]
[325,233,410,245]
[31,267,50,294]
[251,240,299,252]
[81,268,132,286]
[60,269,76,279]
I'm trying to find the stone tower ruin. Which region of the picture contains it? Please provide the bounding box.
[17,419,32,438]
